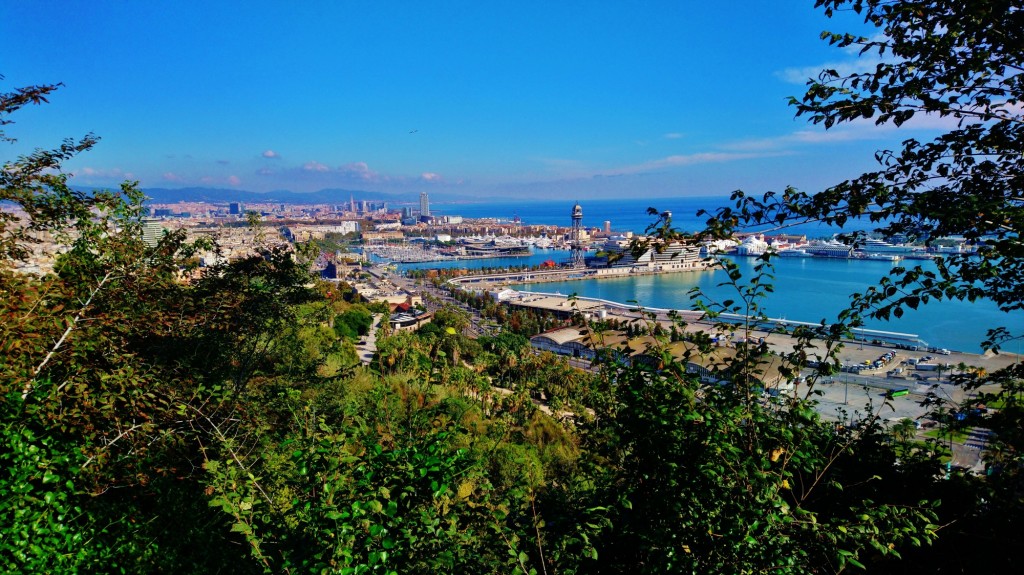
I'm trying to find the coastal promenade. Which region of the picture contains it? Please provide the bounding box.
[448,260,714,288]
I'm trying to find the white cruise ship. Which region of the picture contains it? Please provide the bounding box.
[805,239,854,258]
[859,238,925,254]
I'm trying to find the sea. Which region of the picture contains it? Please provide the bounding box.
[430,196,879,237]
[397,197,1022,354]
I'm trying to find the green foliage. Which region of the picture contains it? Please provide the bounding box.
[200,378,552,574]
[0,402,101,573]
[4,4,1022,570]
[677,2,1024,570]
[335,305,374,340]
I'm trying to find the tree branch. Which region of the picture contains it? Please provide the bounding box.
[22,271,112,400]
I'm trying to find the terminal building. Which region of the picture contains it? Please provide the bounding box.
[529,326,788,388]
[593,241,704,272]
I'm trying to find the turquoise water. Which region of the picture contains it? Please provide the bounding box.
[503,256,1020,353]
[393,249,573,272]
[396,252,1020,353]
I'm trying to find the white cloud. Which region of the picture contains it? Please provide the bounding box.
[420,172,442,182]
[228,175,241,186]
[73,166,128,179]
[723,111,973,154]
[599,151,777,176]
[778,33,890,85]
[663,132,684,139]
[162,172,183,182]
[262,150,279,159]
[303,161,329,172]
[777,60,879,85]
[338,162,382,182]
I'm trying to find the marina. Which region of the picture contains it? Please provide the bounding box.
[379,200,1010,353]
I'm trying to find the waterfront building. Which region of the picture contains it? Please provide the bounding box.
[703,238,740,254]
[736,234,770,256]
[530,327,597,360]
[389,308,433,332]
[528,328,787,387]
[600,242,703,271]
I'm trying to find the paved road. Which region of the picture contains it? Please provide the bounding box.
[356,313,383,365]
[392,273,498,338]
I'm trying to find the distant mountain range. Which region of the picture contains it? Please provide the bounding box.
[58,184,504,208]
[120,186,479,205]
[140,187,395,205]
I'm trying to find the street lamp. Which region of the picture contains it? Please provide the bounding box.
[843,358,850,406]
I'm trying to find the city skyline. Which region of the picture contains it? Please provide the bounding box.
[3,2,958,200]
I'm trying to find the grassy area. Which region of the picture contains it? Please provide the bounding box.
[923,428,970,443]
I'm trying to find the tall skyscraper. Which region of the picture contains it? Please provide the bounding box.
[419,192,430,217]
[141,218,164,247]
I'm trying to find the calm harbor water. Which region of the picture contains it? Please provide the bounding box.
[397,251,1020,353]
[509,256,1020,354]
[395,198,1021,353]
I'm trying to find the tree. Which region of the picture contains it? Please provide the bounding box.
[1,80,250,572]
[701,0,1022,343]
[1,79,327,573]
[688,2,1024,571]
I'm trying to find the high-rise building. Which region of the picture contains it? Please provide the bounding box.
[603,220,611,234]
[419,192,430,217]
[141,218,165,247]
[229,202,242,215]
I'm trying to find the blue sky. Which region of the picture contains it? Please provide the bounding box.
[2,2,952,200]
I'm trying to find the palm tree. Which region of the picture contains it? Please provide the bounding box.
[892,418,917,444]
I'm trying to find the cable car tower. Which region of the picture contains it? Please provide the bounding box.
[570,201,585,268]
